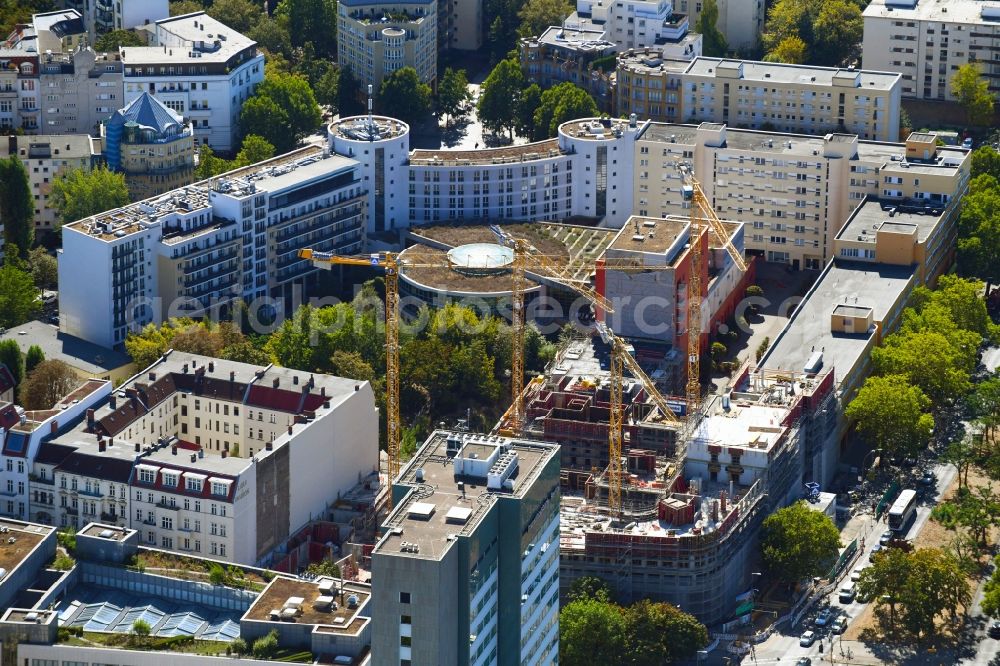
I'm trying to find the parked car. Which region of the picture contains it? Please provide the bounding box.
[800,630,817,647]
[850,567,865,582]
[879,530,894,546]
[989,620,1000,639]
[831,617,848,634]
[839,582,857,603]
[963,137,974,149]
[869,544,883,561]
[815,608,832,627]
[796,659,812,666]
[919,471,936,487]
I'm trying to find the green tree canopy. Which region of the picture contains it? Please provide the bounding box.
[532,82,598,140]
[233,135,276,167]
[760,500,841,582]
[0,265,39,329]
[559,598,628,666]
[696,0,728,57]
[314,65,340,111]
[623,600,709,665]
[953,63,995,127]
[983,555,1000,618]
[24,345,44,374]
[811,0,863,66]
[872,329,974,406]
[206,0,264,35]
[957,173,1000,288]
[28,247,57,290]
[49,167,130,227]
[0,339,24,388]
[94,29,144,51]
[169,1,205,16]
[378,67,432,127]
[762,0,861,66]
[764,35,808,64]
[20,359,78,410]
[249,16,292,59]
[478,59,525,138]
[971,146,1000,180]
[932,484,1000,547]
[517,0,573,38]
[845,374,934,456]
[241,72,322,153]
[516,83,543,140]
[436,68,472,126]
[567,575,613,602]
[275,0,337,54]
[0,0,55,36]
[0,156,34,255]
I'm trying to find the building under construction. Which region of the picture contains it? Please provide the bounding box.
[557,361,835,624]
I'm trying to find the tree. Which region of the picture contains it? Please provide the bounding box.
[24,345,44,374]
[305,560,341,578]
[19,360,78,410]
[0,340,24,388]
[983,555,1000,618]
[567,575,613,602]
[932,484,1000,548]
[93,29,143,51]
[532,82,598,140]
[696,0,728,57]
[436,68,472,127]
[241,72,322,153]
[873,330,973,407]
[233,135,276,168]
[517,0,573,39]
[765,35,808,64]
[131,619,151,638]
[560,598,628,666]
[194,144,229,180]
[953,63,995,127]
[49,167,129,227]
[516,83,543,139]
[338,67,365,117]
[275,0,337,54]
[845,375,934,456]
[478,59,524,139]
[249,16,292,59]
[957,174,1000,288]
[169,0,204,16]
[28,247,57,290]
[314,65,340,112]
[206,0,263,35]
[811,0,862,66]
[0,156,34,255]
[378,67,432,127]
[221,340,270,365]
[0,265,39,329]
[330,350,375,383]
[251,630,280,659]
[971,146,1000,180]
[623,600,708,665]
[760,500,841,583]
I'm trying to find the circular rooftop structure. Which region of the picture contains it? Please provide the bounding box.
[447,243,514,276]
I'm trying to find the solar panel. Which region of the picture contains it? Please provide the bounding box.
[201,617,240,641]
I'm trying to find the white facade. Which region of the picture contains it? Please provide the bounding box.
[862,0,1000,101]
[62,0,169,40]
[120,12,264,153]
[574,0,689,50]
[59,146,365,349]
[674,0,765,53]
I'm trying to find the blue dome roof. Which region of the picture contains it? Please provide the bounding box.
[105,92,183,136]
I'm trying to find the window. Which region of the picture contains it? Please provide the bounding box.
[400,592,411,604]
[161,516,173,530]
[211,482,228,496]
[139,468,156,484]
[186,477,203,492]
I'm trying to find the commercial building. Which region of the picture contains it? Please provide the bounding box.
[120,12,264,153]
[862,0,1000,100]
[62,0,169,41]
[12,351,379,566]
[59,145,365,349]
[371,430,560,666]
[0,520,372,664]
[1,134,103,232]
[38,46,124,135]
[631,123,969,269]
[336,0,438,90]
[103,91,195,200]
[673,0,765,53]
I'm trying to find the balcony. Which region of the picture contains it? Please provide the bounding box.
[100,512,121,522]
[184,262,239,290]
[156,500,180,510]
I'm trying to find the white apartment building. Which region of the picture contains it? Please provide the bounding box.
[673,0,765,52]
[632,122,970,269]
[573,0,693,51]
[62,0,169,40]
[863,0,1000,101]
[121,12,264,153]
[59,145,366,348]
[337,0,438,89]
[0,50,40,132]
[39,47,123,135]
[1,134,102,232]
[22,352,379,565]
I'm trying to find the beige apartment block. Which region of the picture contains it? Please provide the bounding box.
[616,49,688,123]
[673,0,764,52]
[337,0,437,90]
[863,0,1000,101]
[39,47,123,136]
[632,123,969,269]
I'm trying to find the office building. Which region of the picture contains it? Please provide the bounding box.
[121,12,264,153]
[59,145,365,348]
[862,0,1000,101]
[631,123,969,269]
[39,47,124,135]
[103,91,195,200]
[62,0,169,40]
[337,0,438,90]
[1,134,103,232]
[371,430,560,666]
[673,0,765,53]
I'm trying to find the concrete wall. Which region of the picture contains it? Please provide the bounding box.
[18,643,292,666]
[0,527,57,611]
[79,561,257,612]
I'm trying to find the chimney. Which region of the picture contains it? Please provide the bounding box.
[293,375,299,385]
[183,363,189,373]
[221,450,227,458]
[720,490,728,512]
[355,384,360,392]
[198,448,204,459]
[308,375,315,388]
[273,377,280,389]
[190,453,197,463]
[287,425,293,436]
[230,371,235,381]
[321,386,326,398]
[98,440,106,453]
[50,421,58,435]
[171,445,177,455]
[265,441,273,451]
[86,409,96,429]
[208,361,214,372]
[134,442,141,452]
[108,437,114,447]
[110,395,117,409]
[148,372,157,381]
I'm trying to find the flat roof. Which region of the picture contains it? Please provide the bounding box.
[0,520,52,574]
[832,304,873,318]
[683,57,901,89]
[0,321,132,375]
[80,524,132,540]
[617,49,691,74]
[608,216,688,255]
[537,24,614,51]
[243,576,370,633]
[836,198,946,244]
[409,137,564,166]
[375,431,558,560]
[122,12,256,65]
[691,402,789,452]
[863,0,994,24]
[759,261,916,377]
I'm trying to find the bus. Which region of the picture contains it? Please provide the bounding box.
[887,489,917,533]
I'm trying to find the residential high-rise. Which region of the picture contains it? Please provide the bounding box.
[61,0,169,41]
[862,0,1000,101]
[371,431,560,666]
[102,91,195,200]
[120,12,264,153]
[337,0,438,90]
[38,47,124,135]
